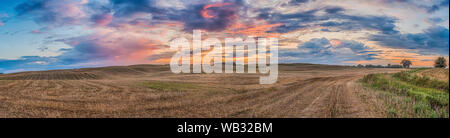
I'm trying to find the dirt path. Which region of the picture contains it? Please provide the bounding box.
[297,76,382,118]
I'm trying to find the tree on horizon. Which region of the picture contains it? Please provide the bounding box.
[434,57,447,68]
[401,59,412,68]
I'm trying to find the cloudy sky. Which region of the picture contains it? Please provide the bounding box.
[0,0,448,73]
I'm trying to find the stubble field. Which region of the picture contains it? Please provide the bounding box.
[0,64,407,118]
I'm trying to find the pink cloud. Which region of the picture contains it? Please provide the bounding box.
[31,30,44,34]
[93,14,113,26]
[58,27,165,66]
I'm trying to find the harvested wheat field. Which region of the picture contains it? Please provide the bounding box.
[0,64,406,118]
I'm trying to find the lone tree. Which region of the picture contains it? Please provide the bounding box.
[400,59,412,68]
[434,57,447,68]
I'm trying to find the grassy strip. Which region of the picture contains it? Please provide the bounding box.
[393,70,449,91]
[361,70,449,118]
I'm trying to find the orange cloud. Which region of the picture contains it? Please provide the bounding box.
[201,2,233,19]
[225,22,283,37]
[330,39,341,46]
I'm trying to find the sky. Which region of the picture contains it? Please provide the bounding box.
[0,0,449,73]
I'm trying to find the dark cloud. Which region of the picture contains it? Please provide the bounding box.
[261,7,398,34]
[280,38,379,64]
[426,17,445,24]
[289,0,310,5]
[0,56,49,68]
[178,3,240,32]
[13,0,160,27]
[14,0,46,15]
[57,38,111,64]
[0,38,114,73]
[148,0,245,32]
[0,56,60,73]
[426,0,449,13]
[15,0,55,24]
[382,0,449,13]
[369,26,449,55]
[261,9,320,33]
[87,0,244,32]
[13,0,247,32]
[110,0,165,17]
[90,13,113,26]
[14,0,87,26]
[324,7,345,14]
[322,15,399,34]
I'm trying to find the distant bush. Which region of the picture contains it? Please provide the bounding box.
[355,64,403,68]
[389,65,403,68]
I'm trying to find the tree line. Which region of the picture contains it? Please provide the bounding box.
[355,57,447,68]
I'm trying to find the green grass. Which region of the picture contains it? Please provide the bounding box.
[393,70,448,91]
[143,81,197,92]
[361,69,449,118]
